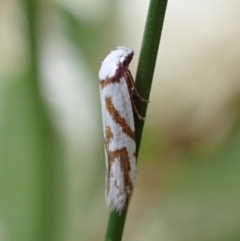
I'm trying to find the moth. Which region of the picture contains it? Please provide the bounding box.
[99,46,147,213]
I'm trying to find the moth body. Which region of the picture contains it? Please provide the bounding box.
[99,46,136,213]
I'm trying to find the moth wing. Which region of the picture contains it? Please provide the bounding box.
[100,77,136,212]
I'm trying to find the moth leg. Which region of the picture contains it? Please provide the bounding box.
[130,97,146,120]
[124,71,149,103]
[132,86,149,103]
[123,70,148,120]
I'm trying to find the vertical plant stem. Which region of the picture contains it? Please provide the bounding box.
[24,1,66,240]
[134,0,168,155]
[105,209,128,241]
[104,0,168,240]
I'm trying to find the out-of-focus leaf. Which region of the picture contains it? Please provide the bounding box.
[57,1,120,74]
[158,129,240,241]
[0,76,67,241]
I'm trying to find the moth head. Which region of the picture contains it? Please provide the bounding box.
[99,46,134,80]
[117,46,134,68]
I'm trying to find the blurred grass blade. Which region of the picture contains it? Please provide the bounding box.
[0,1,66,241]
[104,0,168,240]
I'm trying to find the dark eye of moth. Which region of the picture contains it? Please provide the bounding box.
[122,59,128,67]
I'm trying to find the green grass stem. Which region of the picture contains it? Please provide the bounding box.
[104,0,168,240]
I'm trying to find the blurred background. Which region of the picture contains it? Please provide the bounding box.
[1,0,240,240]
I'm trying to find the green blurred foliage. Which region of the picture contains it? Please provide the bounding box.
[0,76,66,241]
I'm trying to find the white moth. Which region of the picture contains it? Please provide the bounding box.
[99,46,146,213]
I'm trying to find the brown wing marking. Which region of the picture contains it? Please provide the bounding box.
[104,125,132,197]
[107,147,133,199]
[100,76,120,89]
[104,125,114,194]
[105,96,135,140]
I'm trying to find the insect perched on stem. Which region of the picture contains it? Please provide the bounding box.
[99,46,148,213]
